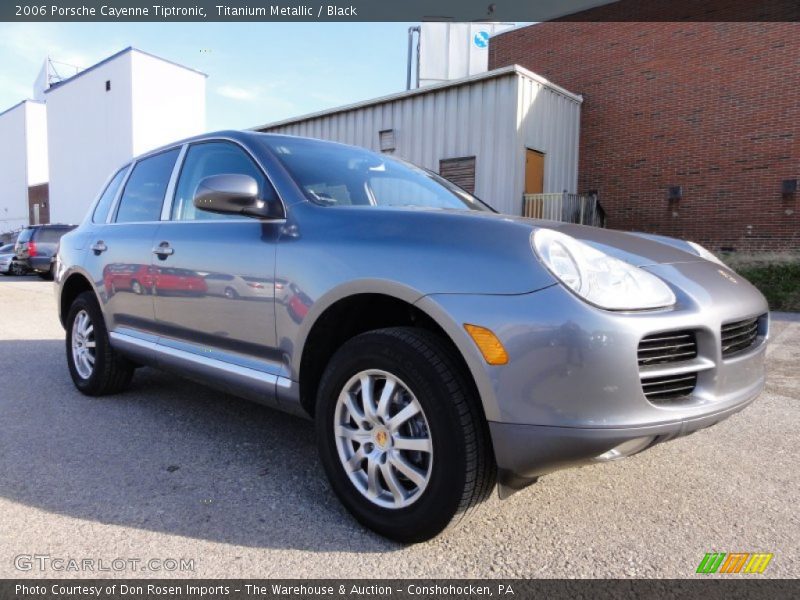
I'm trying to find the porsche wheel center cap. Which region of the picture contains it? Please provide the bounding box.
[374,429,390,449]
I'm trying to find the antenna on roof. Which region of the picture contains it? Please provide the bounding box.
[33,56,83,101]
[47,57,82,85]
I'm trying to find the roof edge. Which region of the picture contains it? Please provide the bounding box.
[252,64,581,132]
[0,99,44,119]
[44,46,207,95]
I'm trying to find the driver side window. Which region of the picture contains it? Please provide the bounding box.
[171,141,272,221]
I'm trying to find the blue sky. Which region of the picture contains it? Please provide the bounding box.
[0,22,418,130]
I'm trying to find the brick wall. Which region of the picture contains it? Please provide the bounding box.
[490,18,800,251]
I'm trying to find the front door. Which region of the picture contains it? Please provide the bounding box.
[151,140,283,375]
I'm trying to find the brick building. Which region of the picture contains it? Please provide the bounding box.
[490,8,799,251]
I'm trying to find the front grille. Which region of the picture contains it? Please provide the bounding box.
[721,316,761,358]
[638,330,699,404]
[637,330,698,366]
[641,373,698,403]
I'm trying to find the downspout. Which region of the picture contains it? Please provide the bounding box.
[406,26,420,90]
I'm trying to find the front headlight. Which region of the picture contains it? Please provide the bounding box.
[687,241,725,266]
[532,229,676,310]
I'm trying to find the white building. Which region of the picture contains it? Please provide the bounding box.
[45,47,206,224]
[415,22,515,88]
[256,65,582,216]
[0,100,49,233]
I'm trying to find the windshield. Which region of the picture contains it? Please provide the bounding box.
[260,136,493,212]
[0,244,13,253]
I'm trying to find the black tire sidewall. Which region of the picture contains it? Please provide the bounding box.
[65,292,111,394]
[316,330,472,542]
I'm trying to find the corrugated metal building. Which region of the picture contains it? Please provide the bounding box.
[254,65,582,217]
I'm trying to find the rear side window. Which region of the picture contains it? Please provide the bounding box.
[17,229,33,242]
[115,149,179,223]
[93,167,129,223]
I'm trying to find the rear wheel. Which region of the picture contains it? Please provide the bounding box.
[315,327,495,543]
[131,280,144,295]
[66,291,134,395]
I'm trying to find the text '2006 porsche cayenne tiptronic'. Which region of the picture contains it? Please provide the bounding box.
[56,131,768,542]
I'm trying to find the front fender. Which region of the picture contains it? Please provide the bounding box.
[283,278,428,377]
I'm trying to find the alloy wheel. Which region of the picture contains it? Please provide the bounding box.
[334,369,433,509]
[71,309,96,379]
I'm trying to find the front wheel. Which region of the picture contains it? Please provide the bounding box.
[315,327,495,543]
[65,291,134,395]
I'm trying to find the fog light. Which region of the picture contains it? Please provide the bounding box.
[594,436,655,462]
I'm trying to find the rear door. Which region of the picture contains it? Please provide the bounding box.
[82,148,180,340]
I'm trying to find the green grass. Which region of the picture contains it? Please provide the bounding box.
[721,252,800,312]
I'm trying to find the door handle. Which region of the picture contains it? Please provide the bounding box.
[152,242,174,259]
[91,241,107,255]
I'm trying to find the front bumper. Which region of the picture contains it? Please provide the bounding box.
[490,384,761,492]
[415,260,768,491]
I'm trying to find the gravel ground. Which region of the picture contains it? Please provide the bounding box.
[0,277,797,579]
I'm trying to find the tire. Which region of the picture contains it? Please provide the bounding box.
[38,270,54,281]
[131,280,143,295]
[65,291,135,396]
[11,263,25,276]
[224,286,239,299]
[315,327,495,543]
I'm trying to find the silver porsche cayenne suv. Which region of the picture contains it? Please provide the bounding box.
[56,131,768,542]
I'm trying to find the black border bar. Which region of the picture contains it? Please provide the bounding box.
[2,579,799,600]
[3,0,799,22]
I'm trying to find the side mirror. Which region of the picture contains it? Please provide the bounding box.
[193,174,279,218]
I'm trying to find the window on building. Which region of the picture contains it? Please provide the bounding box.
[92,166,128,223]
[379,129,396,153]
[115,149,179,223]
[171,141,272,221]
[439,156,476,194]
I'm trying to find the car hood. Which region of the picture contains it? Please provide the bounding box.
[534,221,702,266]
[428,209,703,267]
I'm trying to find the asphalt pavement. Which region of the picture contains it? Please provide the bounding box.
[0,276,797,578]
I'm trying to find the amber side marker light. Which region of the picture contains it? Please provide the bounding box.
[464,324,509,365]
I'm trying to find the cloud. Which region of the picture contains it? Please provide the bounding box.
[216,84,258,101]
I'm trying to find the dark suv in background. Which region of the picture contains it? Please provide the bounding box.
[15,224,76,280]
